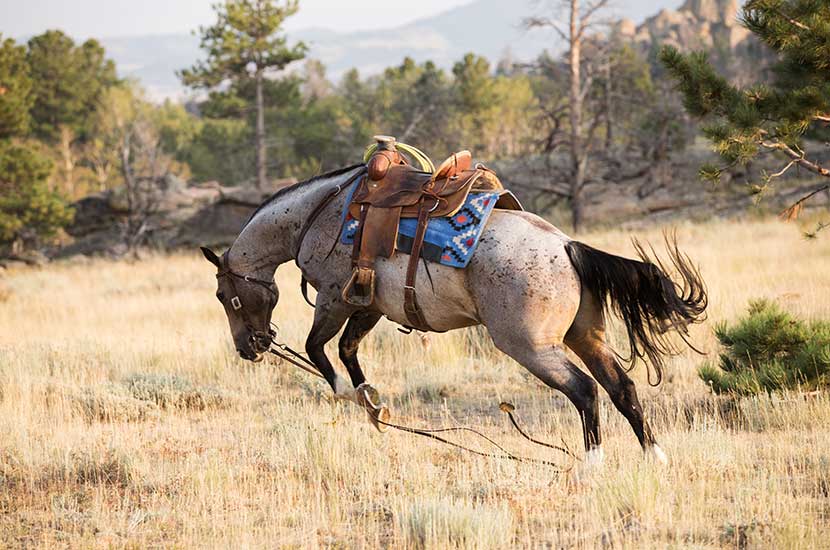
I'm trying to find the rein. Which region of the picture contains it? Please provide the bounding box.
[266,328,576,471]
[294,167,367,307]
[294,167,367,262]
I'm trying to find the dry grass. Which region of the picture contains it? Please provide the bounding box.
[0,217,829,548]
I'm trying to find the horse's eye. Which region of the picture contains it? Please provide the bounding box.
[216,292,225,301]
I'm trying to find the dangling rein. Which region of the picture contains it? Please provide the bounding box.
[267,328,578,471]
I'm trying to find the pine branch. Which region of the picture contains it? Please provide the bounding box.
[779,184,830,222]
[760,140,830,178]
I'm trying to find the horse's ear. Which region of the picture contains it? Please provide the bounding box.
[200,246,222,269]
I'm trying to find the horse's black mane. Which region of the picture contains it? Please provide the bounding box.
[243,163,364,227]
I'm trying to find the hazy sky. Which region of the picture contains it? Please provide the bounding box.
[1,0,474,39]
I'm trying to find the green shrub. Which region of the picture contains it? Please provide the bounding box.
[399,497,514,549]
[700,300,830,395]
[72,383,159,422]
[122,373,230,410]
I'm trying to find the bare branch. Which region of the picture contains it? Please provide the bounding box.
[522,16,569,41]
[576,0,611,39]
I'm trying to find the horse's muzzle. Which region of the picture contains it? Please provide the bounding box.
[249,330,272,354]
[237,347,265,362]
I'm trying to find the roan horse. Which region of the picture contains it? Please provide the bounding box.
[201,164,707,464]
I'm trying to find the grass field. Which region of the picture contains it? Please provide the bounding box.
[1,217,829,548]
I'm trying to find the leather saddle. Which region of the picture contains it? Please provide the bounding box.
[342,136,518,330]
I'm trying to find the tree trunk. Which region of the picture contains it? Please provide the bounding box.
[60,126,76,198]
[604,60,613,151]
[255,69,267,190]
[572,156,589,231]
[568,0,585,233]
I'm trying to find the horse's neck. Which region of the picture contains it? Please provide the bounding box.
[227,168,360,278]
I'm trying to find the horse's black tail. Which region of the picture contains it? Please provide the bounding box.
[564,234,707,385]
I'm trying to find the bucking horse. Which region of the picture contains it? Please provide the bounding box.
[200,151,707,465]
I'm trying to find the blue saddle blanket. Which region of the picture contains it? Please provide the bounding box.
[339,182,501,268]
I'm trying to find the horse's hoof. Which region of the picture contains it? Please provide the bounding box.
[584,446,605,467]
[356,383,391,433]
[368,404,391,433]
[647,444,668,465]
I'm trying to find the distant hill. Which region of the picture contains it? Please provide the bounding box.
[98,0,699,101]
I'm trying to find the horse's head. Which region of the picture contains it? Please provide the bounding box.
[201,246,279,362]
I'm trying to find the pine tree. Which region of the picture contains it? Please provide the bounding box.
[26,30,118,142]
[0,34,73,253]
[0,142,73,251]
[660,0,830,234]
[0,38,33,138]
[179,0,306,190]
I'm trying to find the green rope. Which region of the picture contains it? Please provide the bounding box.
[362,141,435,172]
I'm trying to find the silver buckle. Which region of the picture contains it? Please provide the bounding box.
[231,296,242,310]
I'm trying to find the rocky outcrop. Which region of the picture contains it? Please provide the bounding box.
[613,0,756,79]
[60,178,297,257]
[615,0,748,48]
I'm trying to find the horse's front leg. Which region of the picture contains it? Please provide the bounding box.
[305,294,353,398]
[338,310,382,387]
[305,296,390,431]
[337,310,390,431]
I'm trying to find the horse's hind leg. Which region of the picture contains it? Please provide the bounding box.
[490,335,602,458]
[565,294,667,462]
[338,310,382,387]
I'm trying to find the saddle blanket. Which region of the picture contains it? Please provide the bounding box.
[339,182,501,268]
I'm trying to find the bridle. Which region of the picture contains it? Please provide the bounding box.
[216,253,278,354]
[213,169,366,356]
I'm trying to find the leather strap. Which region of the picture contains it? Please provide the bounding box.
[403,197,433,331]
[351,203,368,267]
[294,168,367,262]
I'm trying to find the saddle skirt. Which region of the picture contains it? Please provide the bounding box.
[341,185,521,268]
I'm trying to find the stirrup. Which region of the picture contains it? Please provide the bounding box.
[355,383,390,433]
[342,267,376,307]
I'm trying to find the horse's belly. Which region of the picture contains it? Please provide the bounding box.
[372,254,480,332]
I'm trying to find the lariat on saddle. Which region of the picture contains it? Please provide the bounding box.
[342,135,508,331]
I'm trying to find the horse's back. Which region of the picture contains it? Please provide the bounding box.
[467,210,581,340]
[372,209,580,336]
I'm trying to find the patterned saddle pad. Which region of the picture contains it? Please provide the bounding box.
[339,182,502,269]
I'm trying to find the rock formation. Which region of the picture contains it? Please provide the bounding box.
[613,0,754,78]
[60,178,297,257]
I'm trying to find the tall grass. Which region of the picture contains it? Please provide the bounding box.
[0,218,828,547]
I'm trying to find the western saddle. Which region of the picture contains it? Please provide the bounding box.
[342,135,515,331]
